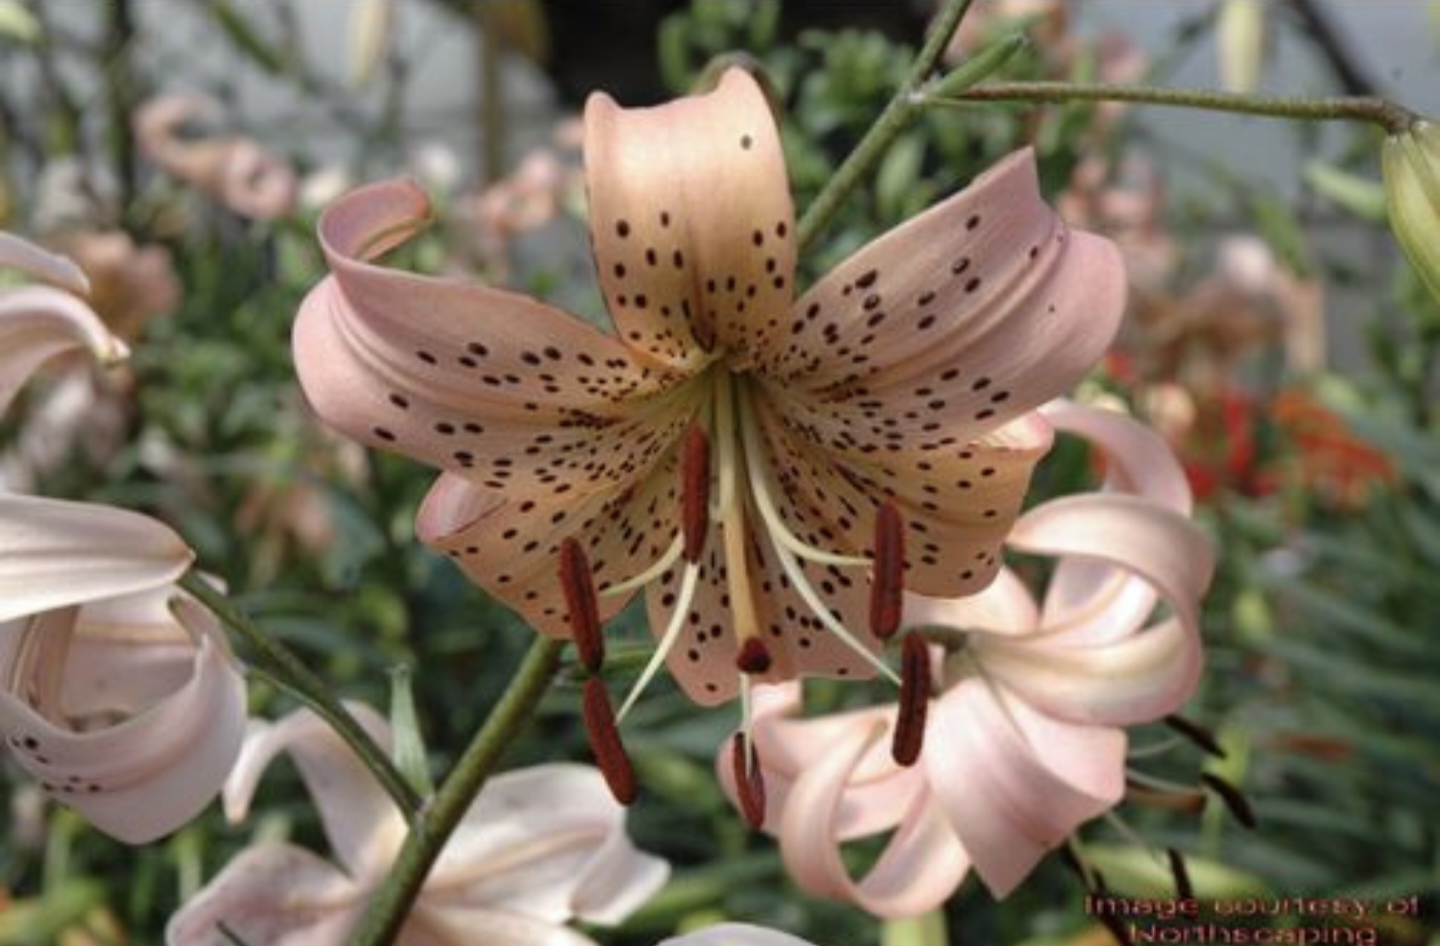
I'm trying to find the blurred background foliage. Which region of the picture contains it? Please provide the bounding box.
[0,1,1437,943]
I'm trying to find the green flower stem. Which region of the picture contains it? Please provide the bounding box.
[797,0,981,252]
[352,636,566,946]
[177,571,423,817]
[932,80,1418,135]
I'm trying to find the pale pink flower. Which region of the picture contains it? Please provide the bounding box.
[718,401,1212,916]
[167,705,669,946]
[134,93,297,221]
[293,68,1125,723]
[56,229,182,342]
[659,925,817,946]
[1,231,247,843]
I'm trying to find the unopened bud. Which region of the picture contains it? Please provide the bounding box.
[1383,119,1440,302]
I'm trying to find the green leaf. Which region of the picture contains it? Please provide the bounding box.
[1305,161,1387,223]
[209,2,287,76]
[388,664,436,796]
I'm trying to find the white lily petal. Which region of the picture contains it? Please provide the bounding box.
[0,286,127,415]
[0,599,246,843]
[428,764,665,927]
[0,495,193,623]
[411,906,602,946]
[223,704,404,882]
[0,232,91,295]
[57,584,197,717]
[903,568,1037,638]
[659,924,820,946]
[165,843,364,946]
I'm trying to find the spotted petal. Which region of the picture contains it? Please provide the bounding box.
[295,178,693,505]
[0,598,246,843]
[760,148,1125,439]
[584,68,796,363]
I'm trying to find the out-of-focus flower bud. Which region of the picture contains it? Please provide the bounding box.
[1383,120,1440,301]
[1216,0,1266,93]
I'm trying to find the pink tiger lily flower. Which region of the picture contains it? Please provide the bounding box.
[718,401,1212,915]
[168,705,669,946]
[135,93,297,221]
[294,67,1123,745]
[1,231,247,843]
[658,924,817,946]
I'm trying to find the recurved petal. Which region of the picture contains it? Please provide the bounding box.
[224,704,403,883]
[0,599,246,844]
[924,681,1124,898]
[777,717,972,918]
[764,150,1125,445]
[221,139,298,221]
[903,568,1038,638]
[407,907,601,946]
[294,178,693,500]
[0,495,193,623]
[164,843,363,946]
[0,286,128,416]
[584,67,796,363]
[426,764,666,926]
[658,924,820,946]
[1039,401,1192,644]
[974,495,1210,724]
[0,232,91,295]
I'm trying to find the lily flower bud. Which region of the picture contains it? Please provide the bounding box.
[1383,119,1440,301]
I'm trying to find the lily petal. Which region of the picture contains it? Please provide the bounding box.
[778,716,972,917]
[584,67,796,362]
[903,567,1037,638]
[766,149,1124,437]
[224,704,404,882]
[410,907,602,946]
[165,842,363,946]
[0,495,193,623]
[221,138,299,222]
[975,495,1210,724]
[425,763,667,927]
[659,923,820,946]
[0,286,128,416]
[0,232,91,295]
[924,680,1124,898]
[294,178,693,501]
[0,598,246,843]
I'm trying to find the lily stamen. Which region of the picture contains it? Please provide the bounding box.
[581,677,637,805]
[891,632,931,766]
[559,539,604,674]
[869,501,905,641]
[731,731,766,830]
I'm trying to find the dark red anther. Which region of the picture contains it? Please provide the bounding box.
[1200,773,1257,829]
[559,539,604,673]
[1164,714,1227,759]
[1167,848,1194,899]
[735,637,773,675]
[731,732,766,830]
[869,501,905,641]
[582,677,637,804]
[891,633,931,766]
[682,423,711,563]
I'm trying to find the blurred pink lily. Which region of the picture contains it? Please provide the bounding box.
[294,67,1125,722]
[659,925,817,946]
[134,93,297,221]
[168,705,669,946]
[719,401,1212,916]
[1,231,247,842]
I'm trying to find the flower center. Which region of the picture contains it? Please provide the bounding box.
[561,363,934,810]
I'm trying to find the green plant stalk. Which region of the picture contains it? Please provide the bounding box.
[796,0,978,252]
[351,637,565,946]
[934,80,1417,134]
[177,571,423,817]
[881,910,949,946]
